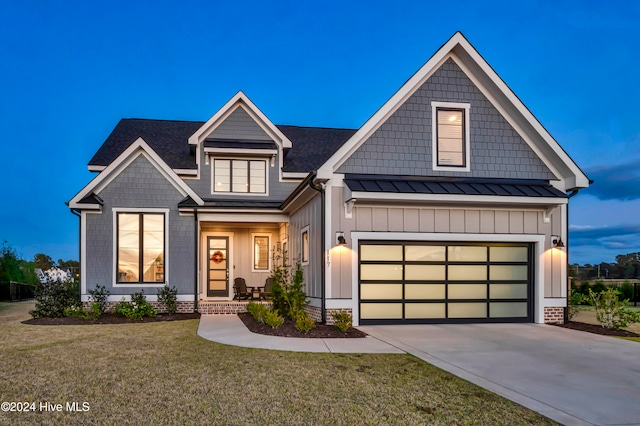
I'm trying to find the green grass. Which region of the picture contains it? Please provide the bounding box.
[0,302,556,425]
[618,337,640,343]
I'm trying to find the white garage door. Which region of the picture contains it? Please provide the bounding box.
[359,241,533,324]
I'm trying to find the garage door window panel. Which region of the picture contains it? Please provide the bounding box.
[361,283,403,300]
[405,303,446,319]
[405,284,446,299]
[404,264,446,281]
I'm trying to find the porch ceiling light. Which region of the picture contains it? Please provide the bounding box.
[336,231,347,246]
[551,235,565,248]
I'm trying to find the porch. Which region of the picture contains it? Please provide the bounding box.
[198,219,288,302]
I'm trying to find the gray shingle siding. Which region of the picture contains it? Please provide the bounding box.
[86,155,195,295]
[207,107,271,140]
[337,59,556,180]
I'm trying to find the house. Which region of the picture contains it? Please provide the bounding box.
[68,32,589,325]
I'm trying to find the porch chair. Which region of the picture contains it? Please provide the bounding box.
[233,278,252,300]
[260,277,274,300]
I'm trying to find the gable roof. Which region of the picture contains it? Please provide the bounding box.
[70,137,204,210]
[317,32,590,192]
[88,121,355,175]
[89,119,202,171]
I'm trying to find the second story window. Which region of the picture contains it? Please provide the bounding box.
[213,159,266,194]
[431,102,471,172]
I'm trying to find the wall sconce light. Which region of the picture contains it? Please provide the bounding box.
[336,231,347,246]
[551,235,565,248]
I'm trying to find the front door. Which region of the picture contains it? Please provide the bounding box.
[207,236,229,297]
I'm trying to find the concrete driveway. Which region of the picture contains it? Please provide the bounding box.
[358,323,640,426]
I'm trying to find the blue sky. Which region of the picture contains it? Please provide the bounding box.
[1,0,638,265]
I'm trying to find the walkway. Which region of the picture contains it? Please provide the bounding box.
[198,316,640,425]
[197,315,403,353]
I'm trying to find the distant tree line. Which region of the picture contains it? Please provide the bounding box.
[570,252,640,281]
[0,241,79,284]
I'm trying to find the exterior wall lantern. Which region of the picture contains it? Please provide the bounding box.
[551,235,565,248]
[336,231,347,246]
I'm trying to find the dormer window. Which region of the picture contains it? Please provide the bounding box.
[213,159,267,194]
[432,101,471,172]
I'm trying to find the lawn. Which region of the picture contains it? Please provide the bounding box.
[0,302,556,425]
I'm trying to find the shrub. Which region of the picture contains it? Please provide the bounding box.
[618,279,635,302]
[567,291,586,320]
[591,280,606,294]
[247,301,268,324]
[30,271,79,318]
[332,310,353,332]
[63,305,91,319]
[263,309,284,328]
[271,251,309,320]
[114,291,156,320]
[578,281,591,296]
[587,288,640,330]
[88,284,110,315]
[157,284,178,314]
[294,310,316,333]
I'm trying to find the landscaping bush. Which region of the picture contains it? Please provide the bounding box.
[579,281,591,296]
[294,310,316,333]
[591,280,606,294]
[114,291,156,320]
[157,284,178,314]
[271,253,308,320]
[88,284,110,315]
[587,288,640,330]
[567,291,586,320]
[63,305,91,319]
[263,309,284,328]
[618,279,635,302]
[30,268,80,318]
[332,310,353,332]
[246,301,268,324]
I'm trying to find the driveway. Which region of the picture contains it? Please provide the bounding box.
[358,323,640,426]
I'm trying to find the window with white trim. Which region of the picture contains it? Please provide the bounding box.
[252,233,270,271]
[213,159,267,194]
[432,102,471,171]
[117,212,165,283]
[301,226,309,265]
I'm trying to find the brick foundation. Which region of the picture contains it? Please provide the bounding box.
[197,300,272,315]
[544,307,565,324]
[83,301,195,314]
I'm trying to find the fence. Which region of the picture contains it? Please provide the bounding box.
[570,279,639,306]
[0,281,35,302]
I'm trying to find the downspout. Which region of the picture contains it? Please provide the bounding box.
[308,171,326,324]
[194,209,199,313]
[71,208,82,301]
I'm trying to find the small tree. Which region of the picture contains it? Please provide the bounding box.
[270,247,309,320]
[587,288,640,330]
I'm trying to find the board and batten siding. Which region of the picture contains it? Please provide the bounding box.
[85,155,195,296]
[329,187,564,301]
[288,194,323,299]
[199,223,279,292]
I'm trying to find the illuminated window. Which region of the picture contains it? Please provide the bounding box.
[432,102,470,171]
[213,159,266,193]
[117,213,165,283]
[301,226,309,265]
[252,234,270,271]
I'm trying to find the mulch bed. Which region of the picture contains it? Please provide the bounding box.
[22,312,200,325]
[553,321,640,337]
[238,312,367,338]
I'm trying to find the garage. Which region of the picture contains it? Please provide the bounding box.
[359,241,533,324]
